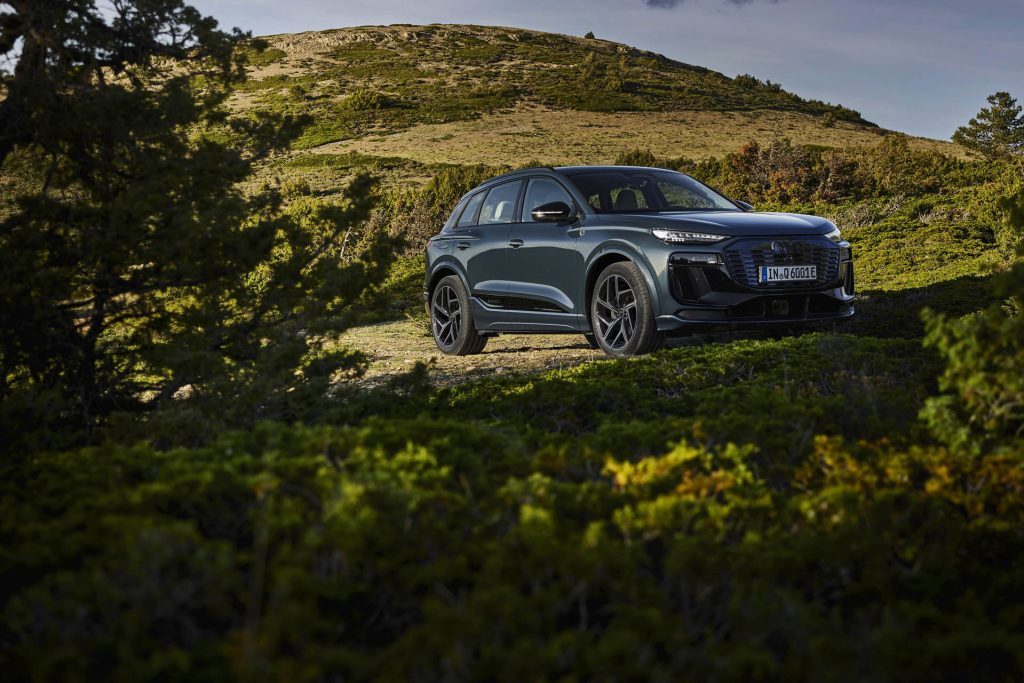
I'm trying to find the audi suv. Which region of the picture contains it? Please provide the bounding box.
[424,166,854,357]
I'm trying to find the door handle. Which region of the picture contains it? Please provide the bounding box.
[509,238,524,248]
[456,241,471,250]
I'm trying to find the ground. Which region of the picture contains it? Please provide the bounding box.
[337,318,604,387]
[335,317,844,388]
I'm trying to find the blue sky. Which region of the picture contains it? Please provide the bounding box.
[192,0,1024,140]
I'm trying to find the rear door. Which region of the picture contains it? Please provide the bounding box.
[451,180,522,304]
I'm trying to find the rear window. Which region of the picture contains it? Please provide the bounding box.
[456,192,485,227]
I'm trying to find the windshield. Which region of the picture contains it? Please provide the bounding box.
[565,169,739,214]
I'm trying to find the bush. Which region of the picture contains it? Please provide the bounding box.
[3,416,1023,681]
[923,185,1024,453]
[241,45,287,67]
[365,164,505,255]
[344,89,392,111]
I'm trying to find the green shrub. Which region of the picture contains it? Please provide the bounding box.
[344,89,392,111]
[240,45,287,67]
[3,419,1023,680]
[923,186,1024,453]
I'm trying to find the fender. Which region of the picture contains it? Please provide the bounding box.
[423,254,473,316]
[583,239,664,318]
[426,254,472,295]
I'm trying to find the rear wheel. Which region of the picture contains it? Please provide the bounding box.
[589,262,664,357]
[430,275,487,355]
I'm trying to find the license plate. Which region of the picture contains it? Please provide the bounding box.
[759,264,816,283]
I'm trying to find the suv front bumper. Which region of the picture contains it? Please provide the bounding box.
[658,240,855,331]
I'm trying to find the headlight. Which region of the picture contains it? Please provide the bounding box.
[652,229,727,244]
[824,227,842,243]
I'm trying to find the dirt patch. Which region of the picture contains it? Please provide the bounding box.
[335,318,608,388]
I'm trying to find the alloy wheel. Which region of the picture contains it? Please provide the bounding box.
[594,274,637,351]
[432,284,462,348]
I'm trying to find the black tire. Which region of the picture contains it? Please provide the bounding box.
[583,333,600,349]
[589,261,664,357]
[430,275,487,355]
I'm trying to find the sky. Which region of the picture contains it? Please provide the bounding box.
[191,0,1024,140]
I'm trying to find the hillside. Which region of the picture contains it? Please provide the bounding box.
[236,24,966,171]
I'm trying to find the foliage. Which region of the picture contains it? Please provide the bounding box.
[2,414,1022,680]
[0,3,397,452]
[365,164,505,253]
[952,92,1024,159]
[240,45,287,67]
[344,88,393,111]
[623,135,990,206]
[0,0,240,162]
[923,182,1024,453]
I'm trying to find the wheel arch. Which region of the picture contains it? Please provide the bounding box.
[426,259,469,300]
[583,245,662,329]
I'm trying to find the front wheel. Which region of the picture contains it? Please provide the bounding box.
[589,262,664,357]
[430,275,487,355]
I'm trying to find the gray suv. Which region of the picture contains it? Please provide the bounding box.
[424,166,854,357]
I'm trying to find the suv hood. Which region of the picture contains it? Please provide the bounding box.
[599,211,835,237]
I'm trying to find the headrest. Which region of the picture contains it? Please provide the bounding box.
[495,200,513,221]
[614,190,638,210]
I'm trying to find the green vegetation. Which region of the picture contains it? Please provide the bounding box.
[3,6,1024,682]
[953,91,1024,159]
[241,44,287,67]
[233,24,874,149]
[0,4,397,451]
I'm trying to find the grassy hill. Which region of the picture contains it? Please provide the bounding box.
[236,24,966,173]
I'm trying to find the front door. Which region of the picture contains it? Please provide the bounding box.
[505,177,585,330]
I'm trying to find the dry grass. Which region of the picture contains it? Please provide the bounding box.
[304,104,967,166]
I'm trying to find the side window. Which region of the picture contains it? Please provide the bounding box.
[478,181,523,225]
[445,195,470,229]
[521,178,574,222]
[456,192,485,228]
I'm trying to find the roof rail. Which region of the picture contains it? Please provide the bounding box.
[484,166,555,182]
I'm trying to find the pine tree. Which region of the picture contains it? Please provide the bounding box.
[952,92,1024,159]
[0,1,395,450]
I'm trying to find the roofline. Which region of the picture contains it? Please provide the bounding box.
[481,166,557,184]
[554,165,685,173]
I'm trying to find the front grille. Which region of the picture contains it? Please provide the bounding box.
[725,239,841,290]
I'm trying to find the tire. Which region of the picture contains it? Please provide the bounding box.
[430,275,487,355]
[589,261,664,357]
[583,333,600,349]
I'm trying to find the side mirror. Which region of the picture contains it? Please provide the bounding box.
[734,200,754,212]
[531,201,577,223]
